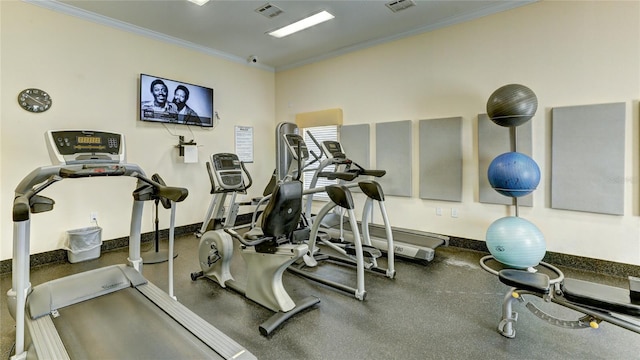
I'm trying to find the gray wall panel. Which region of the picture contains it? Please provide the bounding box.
[376,120,412,197]
[478,114,534,206]
[419,117,462,201]
[340,124,370,168]
[551,102,625,215]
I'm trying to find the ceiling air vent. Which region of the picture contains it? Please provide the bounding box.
[385,0,416,13]
[255,3,284,18]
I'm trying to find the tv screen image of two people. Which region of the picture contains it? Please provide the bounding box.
[140,74,214,127]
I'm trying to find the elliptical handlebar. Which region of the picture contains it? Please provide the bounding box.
[300,131,326,170]
[305,130,326,159]
[295,143,304,181]
[305,150,321,168]
[206,162,217,194]
[348,161,386,178]
[239,161,253,191]
[317,171,358,182]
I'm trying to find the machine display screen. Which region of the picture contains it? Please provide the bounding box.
[218,158,237,169]
[46,130,125,165]
[77,136,102,145]
[50,130,121,156]
[286,135,301,146]
[325,142,340,153]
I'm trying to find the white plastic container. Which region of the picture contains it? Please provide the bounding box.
[66,226,102,263]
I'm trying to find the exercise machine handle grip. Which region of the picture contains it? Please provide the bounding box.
[223,227,272,247]
[206,162,217,194]
[59,165,126,178]
[306,130,326,158]
[358,169,386,177]
[240,161,253,191]
[317,171,358,181]
[13,174,61,221]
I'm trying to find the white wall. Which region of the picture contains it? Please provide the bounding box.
[3,1,639,267]
[0,1,276,260]
[276,1,640,265]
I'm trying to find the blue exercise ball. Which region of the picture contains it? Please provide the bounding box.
[488,152,540,198]
[486,84,538,127]
[486,216,546,269]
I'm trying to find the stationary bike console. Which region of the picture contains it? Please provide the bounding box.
[210,153,244,190]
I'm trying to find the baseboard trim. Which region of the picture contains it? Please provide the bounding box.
[0,223,201,274]
[1,224,638,279]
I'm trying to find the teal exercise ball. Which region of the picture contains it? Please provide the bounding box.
[488,152,540,198]
[486,216,546,269]
[486,84,538,127]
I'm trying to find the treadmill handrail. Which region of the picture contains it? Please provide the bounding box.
[12,174,61,221]
[14,163,146,196]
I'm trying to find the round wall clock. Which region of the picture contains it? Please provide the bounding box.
[18,88,52,113]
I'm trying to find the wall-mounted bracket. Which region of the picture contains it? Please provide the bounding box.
[176,136,196,156]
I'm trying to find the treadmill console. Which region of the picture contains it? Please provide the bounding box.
[322,141,346,160]
[46,130,125,165]
[283,133,309,161]
[211,153,243,190]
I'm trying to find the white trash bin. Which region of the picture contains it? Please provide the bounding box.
[66,226,102,263]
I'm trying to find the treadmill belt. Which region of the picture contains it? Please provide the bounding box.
[52,287,223,359]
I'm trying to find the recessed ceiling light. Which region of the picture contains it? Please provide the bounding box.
[188,0,210,6]
[268,10,335,38]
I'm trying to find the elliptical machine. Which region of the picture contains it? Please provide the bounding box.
[306,135,447,263]
[190,153,320,336]
[278,132,396,300]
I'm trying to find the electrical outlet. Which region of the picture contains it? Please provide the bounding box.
[436,207,442,216]
[90,211,98,223]
[451,208,459,218]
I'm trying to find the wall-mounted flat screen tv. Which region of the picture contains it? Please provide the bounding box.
[139,73,214,127]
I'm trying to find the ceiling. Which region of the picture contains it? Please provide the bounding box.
[42,0,535,71]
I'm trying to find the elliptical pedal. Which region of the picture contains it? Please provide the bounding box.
[345,243,382,259]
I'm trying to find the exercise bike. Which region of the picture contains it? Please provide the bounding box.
[190,153,320,335]
[195,153,254,237]
[480,256,640,338]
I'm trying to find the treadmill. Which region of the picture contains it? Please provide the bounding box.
[306,138,448,262]
[6,130,256,360]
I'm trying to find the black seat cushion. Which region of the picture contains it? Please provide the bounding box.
[562,278,640,316]
[498,269,550,294]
